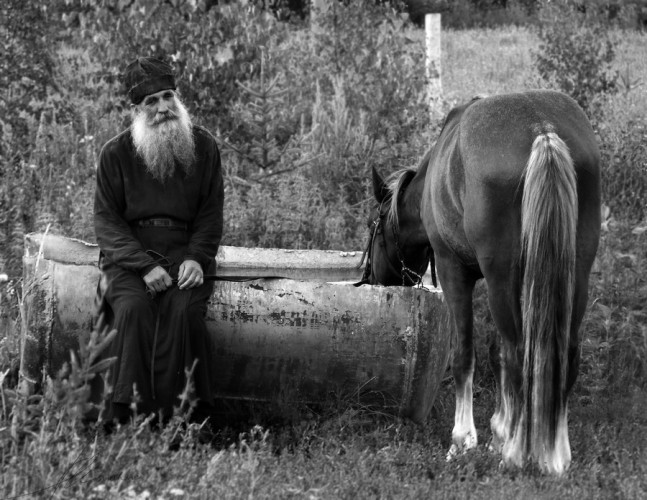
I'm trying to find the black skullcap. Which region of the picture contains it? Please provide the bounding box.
[123,57,176,105]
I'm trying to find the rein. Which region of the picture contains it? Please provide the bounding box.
[355,200,386,287]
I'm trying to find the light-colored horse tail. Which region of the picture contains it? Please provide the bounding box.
[520,126,578,467]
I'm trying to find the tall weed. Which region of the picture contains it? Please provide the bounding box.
[581,214,647,394]
[598,121,647,222]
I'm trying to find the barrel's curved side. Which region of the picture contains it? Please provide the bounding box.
[406,292,451,424]
[20,234,450,419]
[206,281,441,411]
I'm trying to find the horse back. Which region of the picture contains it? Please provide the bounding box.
[460,90,599,186]
[424,90,600,269]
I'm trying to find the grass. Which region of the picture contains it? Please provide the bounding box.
[442,26,540,103]
[1,372,643,498]
[2,23,647,500]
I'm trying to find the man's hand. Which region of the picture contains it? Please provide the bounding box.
[177,259,203,290]
[143,265,173,294]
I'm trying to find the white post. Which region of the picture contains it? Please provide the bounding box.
[425,13,442,121]
[310,0,329,53]
[311,0,329,34]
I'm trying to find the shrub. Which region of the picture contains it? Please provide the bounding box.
[534,1,619,120]
[54,0,284,135]
[223,78,375,251]
[222,0,430,249]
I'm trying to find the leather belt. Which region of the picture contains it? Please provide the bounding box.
[137,218,189,230]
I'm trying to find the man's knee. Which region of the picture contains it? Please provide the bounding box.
[188,297,207,312]
[113,294,153,320]
[184,301,210,346]
[187,301,207,325]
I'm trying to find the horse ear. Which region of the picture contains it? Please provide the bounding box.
[371,166,389,203]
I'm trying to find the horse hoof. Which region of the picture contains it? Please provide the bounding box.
[446,434,477,461]
[487,436,504,454]
[446,444,460,461]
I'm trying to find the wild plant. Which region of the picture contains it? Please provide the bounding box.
[534,1,619,121]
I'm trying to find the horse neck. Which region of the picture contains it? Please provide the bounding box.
[395,172,429,254]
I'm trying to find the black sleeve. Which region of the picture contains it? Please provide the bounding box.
[184,138,224,271]
[93,142,158,275]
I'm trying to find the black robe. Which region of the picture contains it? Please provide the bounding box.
[93,125,224,420]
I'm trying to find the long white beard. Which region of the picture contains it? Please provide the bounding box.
[131,99,196,183]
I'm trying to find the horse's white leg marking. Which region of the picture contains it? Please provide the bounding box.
[489,370,512,453]
[446,368,478,460]
[502,416,525,469]
[502,406,571,474]
[539,406,571,475]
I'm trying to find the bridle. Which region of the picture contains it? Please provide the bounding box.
[355,200,386,287]
[355,197,437,288]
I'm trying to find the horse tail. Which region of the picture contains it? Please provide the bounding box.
[520,126,578,462]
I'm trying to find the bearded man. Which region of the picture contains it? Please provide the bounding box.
[93,57,223,426]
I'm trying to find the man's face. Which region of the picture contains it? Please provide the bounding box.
[136,89,180,127]
[130,89,195,181]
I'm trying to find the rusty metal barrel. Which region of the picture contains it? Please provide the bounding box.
[20,233,449,422]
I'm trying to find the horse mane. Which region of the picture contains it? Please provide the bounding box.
[385,168,417,229]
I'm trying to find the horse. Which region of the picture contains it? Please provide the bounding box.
[359,90,601,474]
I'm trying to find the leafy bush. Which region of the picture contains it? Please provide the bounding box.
[534,2,619,119]
[222,0,430,249]
[224,78,377,251]
[296,0,429,147]
[55,0,289,135]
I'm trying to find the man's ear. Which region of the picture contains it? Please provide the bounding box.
[130,102,142,116]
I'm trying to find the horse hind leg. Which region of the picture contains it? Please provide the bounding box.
[488,333,525,469]
[542,406,571,474]
[481,268,525,467]
[438,261,479,460]
[488,274,577,474]
[488,344,515,454]
[532,266,591,473]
